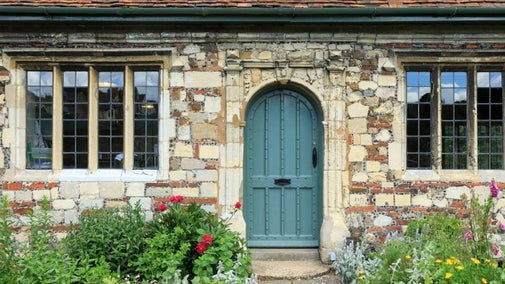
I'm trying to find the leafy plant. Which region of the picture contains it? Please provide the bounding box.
[0,196,20,283]
[64,201,147,276]
[17,196,81,283]
[332,238,381,284]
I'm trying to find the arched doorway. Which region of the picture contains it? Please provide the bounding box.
[244,87,323,247]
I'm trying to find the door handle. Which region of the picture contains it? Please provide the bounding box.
[274,178,291,186]
[312,147,317,168]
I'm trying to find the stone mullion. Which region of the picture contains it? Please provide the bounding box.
[221,61,245,236]
[52,66,63,170]
[319,66,350,262]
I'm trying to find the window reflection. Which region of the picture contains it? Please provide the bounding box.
[406,71,431,169]
[98,71,124,169]
[26,71,53,169]
[63,71,89,168]
[477,72,504,169]
[134,71,159,169]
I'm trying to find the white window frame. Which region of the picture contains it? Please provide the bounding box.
[3,48,172,181]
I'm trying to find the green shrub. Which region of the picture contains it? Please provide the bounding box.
[135,198,251,281]
[64,201,147,276]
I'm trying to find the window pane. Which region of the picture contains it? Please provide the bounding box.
[98,71,125,169]
[407,104,418,118]
[441,72,468,169]
[477,71,504,169]
[406,71,431,169]
[134,71,159,169]
[26,71,53,169]
[63,71,89,169]
[419,120,431,135]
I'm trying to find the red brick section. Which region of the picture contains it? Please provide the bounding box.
[0,0,503,8]
[2,182,23,190]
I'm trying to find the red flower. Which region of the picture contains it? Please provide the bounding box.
[168,195,183,203]
[202,234,213,245]
[157,203,167,212]
[235,201,242,210]
[196,242,207,255]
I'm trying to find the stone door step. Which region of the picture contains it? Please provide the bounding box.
[250,248,320,261]
[251,260,332,281]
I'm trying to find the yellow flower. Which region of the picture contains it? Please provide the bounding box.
[471,258,481,265]
[482,278,488,284]
[445,273,453,279]
[445,259,454,265]
[456,265,464,270]
[358,276,364,280]
[435,259,442,264]
[359,271,364,275]
[491,263,498,268]
[405,255,411,260]
[485,259,491,263]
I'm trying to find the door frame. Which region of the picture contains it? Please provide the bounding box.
[243,84,324,247]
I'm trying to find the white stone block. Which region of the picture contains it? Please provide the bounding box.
[369,172,387,182]
[348,118,368,134]
[374,215,393,227]
[205,96,221,113]
[375,194,394,206]
[126,183,145,197]
[358,80,378,91]
[185,71,222,88]
[349,145,367,162]
[145,187,171,197]
[99,183,124,199]
[199,145,220,159]
[194,170,218,182]
[412,194,433,207]
[178,125,191,141]
[33,190,51,201]
[394,194,411,207]
[15,191,32,201]
[80,183,100,199]
[366,161,381,172]
[445,186,471,200]
[53,199,76,210]
[349,194,368,206]
[174,142,193,157]
[378,75,396,86]
[360,134,373,145]
[200,182,217,197]
[388,142,402,170]
[169,170,188,181]
[348,102,369,118]
[170,72,184,87]
[51,187,59,199]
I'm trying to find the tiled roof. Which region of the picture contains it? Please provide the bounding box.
[0,0,504,8]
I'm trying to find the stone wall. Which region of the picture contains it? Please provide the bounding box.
[1,31,505,250]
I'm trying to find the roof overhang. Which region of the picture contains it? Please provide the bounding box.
[1,7,505,24]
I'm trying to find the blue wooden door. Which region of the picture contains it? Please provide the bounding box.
[245,89,322,247]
